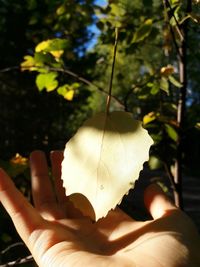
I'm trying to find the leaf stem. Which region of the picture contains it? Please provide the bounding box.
[106,27,119,115]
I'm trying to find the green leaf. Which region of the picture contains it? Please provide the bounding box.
[169,75,182,88]
[34,52,54,65]
[143,112,156,125]
[49,39,68,51]
[35,39,68,53]
[132,19,153,43]
[150,83,160,95]
[56,5,66,15]
[36,72,58,92]
[35,40,52,52]
[160,77,169,94]
[21,55,36,71]
[57,84,75,101]
[148,156,162,170]
[62,111,153,221]
[165,124,178,142]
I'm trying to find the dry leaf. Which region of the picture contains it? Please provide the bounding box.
[61,111,153,221]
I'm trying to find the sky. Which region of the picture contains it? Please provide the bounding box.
[86,0,107,50]
[95,0,107,6]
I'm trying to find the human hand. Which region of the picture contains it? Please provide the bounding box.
[0,150,200,267]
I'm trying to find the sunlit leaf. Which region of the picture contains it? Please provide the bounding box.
[62,111,153,221]
[65,90,75,101]
[56,5,66,15]
[3,153,29,178]
[160,65,174,76]
[36,72,58,92]
[143,112,156,125]
[150,83,160,95]
[160,77,169,94]
[35,40,52,52]
[132,19,152,43]
[57,85,75,101]
[21,55,36,71]
[50,50,64,59]
[148,155,162,170]
[10,153,28,165]
[35,39,68,54]
[169,75,182,88]
[165,123,178,142]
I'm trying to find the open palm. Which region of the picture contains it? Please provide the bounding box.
[0,150,200,267]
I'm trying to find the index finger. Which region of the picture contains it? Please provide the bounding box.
[0,168,43,244]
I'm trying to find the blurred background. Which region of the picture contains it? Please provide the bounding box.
[0,0,199,265]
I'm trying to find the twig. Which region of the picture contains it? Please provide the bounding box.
[0,242,24,255]
[163,163,177,192]
[165,0,184,42]
[0,255,33,266]
[37,66,124,108]
[0,65,124,108]
[173,0,192,210]
[162,0,182,59]
[0,242,33,266]
[0,66,19,73]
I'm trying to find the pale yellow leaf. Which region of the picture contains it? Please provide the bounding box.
[35,40,51,52]
[143,112,156,125]
[160,65,175,76]
[64,89,74,101]
[50,50,64,59]
[62,111,153,221]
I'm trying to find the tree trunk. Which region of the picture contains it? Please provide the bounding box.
[174,0,192,209]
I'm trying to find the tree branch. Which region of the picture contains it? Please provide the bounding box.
[0,255,33,266]
[174,0,192,209]
[0,65,125,109]
[162,0,182,60]
[164,0,184,42]
[0,242,33,266]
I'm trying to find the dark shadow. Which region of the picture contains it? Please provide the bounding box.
[78,111,141,134]
[69,193,96,221]
[52,208,199,257]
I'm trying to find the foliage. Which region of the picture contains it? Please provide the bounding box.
[0,0,96,159]
[90,0,200,174]
[0,0,200,264]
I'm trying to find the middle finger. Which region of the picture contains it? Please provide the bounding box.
[30,150,61,220]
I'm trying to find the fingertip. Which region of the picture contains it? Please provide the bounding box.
[0,168,7,189]
[50,150,63,161]
[30,150,48,173]
[30,150,45,160]
[144,183,176,219]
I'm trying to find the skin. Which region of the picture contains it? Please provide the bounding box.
[0,150,200,267]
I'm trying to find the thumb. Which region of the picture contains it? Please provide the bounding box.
[144,183,176,219]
